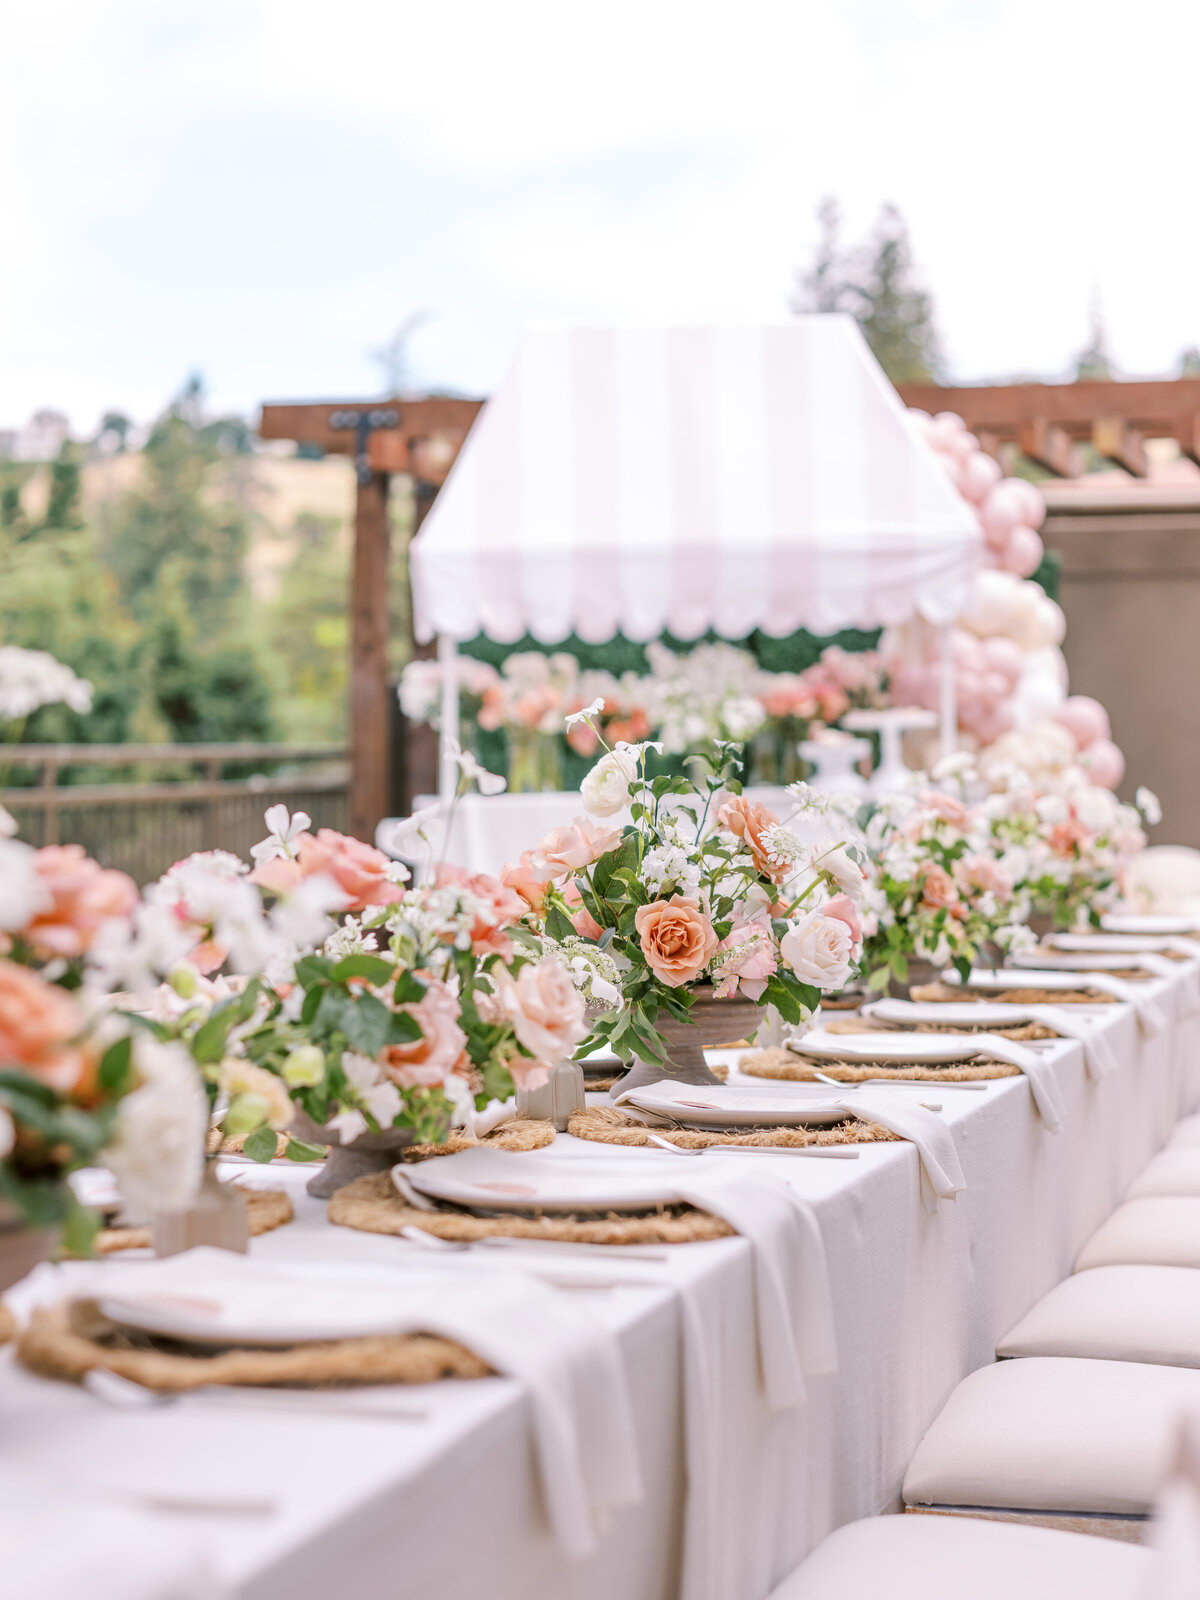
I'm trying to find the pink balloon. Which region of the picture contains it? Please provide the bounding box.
[950,629,987,673]
[980,481,1027,541]
[1081,738,1125,790]
[982,670,1010,702]
[959,451,1002,504]
[957,668,986,707]
[973,703,1016,745]
[980,635,1024,687]
[1008,478,1046,530]
[1003,525,1044,577]
[1054,695,1111,749]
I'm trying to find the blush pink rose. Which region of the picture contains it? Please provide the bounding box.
[381,980,467,1089]
[953,853,1013,899]
[0,958,89,1091]
[500,958,589,1062]
[634,896,720,987]
[563,879,604,941]
[251,828,393,911]
[1048,819,1090,858]
[530,817,622,881]
[501,852,548,914]
[711,908,777,1000]
[25,845,138,959]
[918,790,972,831]
[821,892,863,944]
[715,795,785,883]
[435,864,527,957]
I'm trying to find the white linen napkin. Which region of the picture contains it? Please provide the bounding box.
[6,1249,642,1561]
[657,1166,837,1408]
[834,1090,966,1215]
[969,1034,1064,1133]
[1080,972,1169,1036]
[1023,1004,1119,1081]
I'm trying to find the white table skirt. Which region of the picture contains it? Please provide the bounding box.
[4,964,1200,1600]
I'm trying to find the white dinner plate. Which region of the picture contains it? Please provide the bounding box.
[1047,932,1191,954]
[862,998,1037,1028]
[400,1143,757,1213]
[617,1080,854,1131]
[1102,913,1199,936]
[942,968,1112,993]
[1010,950,1156,973]
[792,1027,979,1065]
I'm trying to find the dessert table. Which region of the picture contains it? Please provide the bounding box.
[4,961,1200,1600]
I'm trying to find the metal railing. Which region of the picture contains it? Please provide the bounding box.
[2,743,349,885]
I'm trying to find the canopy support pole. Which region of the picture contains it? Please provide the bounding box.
[437,634,460,808]
[938,622,957,760]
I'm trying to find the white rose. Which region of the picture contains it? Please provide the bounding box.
[102,1038,207,1216]
[779,910,855,990]
[581,747,639,817]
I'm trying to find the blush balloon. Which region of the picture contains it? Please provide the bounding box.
[1082,738,1125,790]
[1054,695,1111,749]
[1003,525,1045,577]
[981,635,1024,687]
[980,481,1027,541]
[1008,478,1046,530]
[959,451,1003,504]
[982,670,1010,702]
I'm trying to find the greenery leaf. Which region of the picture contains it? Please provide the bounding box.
[283,1137,328,1163]
[330,953,396,987]
[242,1125,280,1163]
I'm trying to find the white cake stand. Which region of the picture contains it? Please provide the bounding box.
[842,707,939,796]
[798,731,874,799]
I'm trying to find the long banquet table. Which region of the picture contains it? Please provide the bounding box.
[5,962,1200,1600]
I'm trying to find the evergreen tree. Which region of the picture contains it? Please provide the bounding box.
[1180,346,1200,378]
[792,195,847,314]
[1075,295,1113,380]
[850,204,943,383]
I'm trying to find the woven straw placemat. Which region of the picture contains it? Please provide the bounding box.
[401,1120,556,1161]
[207,1129,300,1158]
[96,1188,294,1255]
[329,1169,734,1245]
[911,981,1118,1006]
[568,1103,899,1150]
[581,1064,730,1095]
[824,1014,1057,1042]
[0,1303,14,1345]
[17,1299,490,1390]
[738,1048,1022,1084]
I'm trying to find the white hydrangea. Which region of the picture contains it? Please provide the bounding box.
[0,647,92,720]
[642,844,700,898]
[324,916,379,960]
[102,1036,208,1216]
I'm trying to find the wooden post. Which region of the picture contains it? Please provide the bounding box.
[350,471,392,842]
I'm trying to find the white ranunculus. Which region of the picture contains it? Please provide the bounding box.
[0,836,51,933]
[1136,787,1163,827]
[807,842,866,902]
[779,910,855,990]
[581,746,639,817]
[103,1038,207,1216]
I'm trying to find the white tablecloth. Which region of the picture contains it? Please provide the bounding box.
[4,963,1200,1600]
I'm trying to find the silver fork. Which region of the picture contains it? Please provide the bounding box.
[84,1365,429,1421]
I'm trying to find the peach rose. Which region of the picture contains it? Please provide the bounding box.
[821,892,862,944]
[634,895,719,987]
[1048,819,1090,858]
[919,863,964,914]
[715,795,786,883]
[25,845,138,959]
[563,879,604,941]
[251,828,395,911]
[380,980,467,1089]
[435,864,527,957]
[0,957,88,1091]
[500,957,589,1062]
[500,852,548,914]
[530,817,622,881]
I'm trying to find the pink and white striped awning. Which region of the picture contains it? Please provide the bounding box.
[411,316,981,645]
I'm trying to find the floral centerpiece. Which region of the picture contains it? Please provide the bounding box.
[859,774,1033,992]
[501,720,867,1083]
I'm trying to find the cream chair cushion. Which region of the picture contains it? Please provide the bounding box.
[1168,1115,1200,1150]
[903,1357,1200,1515]
[998,1266,1200,1366]
[1076,1198,1200,1271]
[1126,1148,1200,1199]
[767,1513,1152,1600]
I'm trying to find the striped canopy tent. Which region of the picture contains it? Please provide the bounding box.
[410,316,981,796]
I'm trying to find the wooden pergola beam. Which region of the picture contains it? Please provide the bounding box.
[897,377,1200,439]
[258,396,483,842]
[1092,417,1149,478]
[1016,418,1082,479]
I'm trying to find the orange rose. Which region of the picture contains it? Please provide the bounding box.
[530,817,622,882]
[251,828,396,911]
[563,879,603,941]
[25,845,138,959]
[634,895,719,987]
[715,795,785,883]
[501,851,548,914]
[0,957,89,1091]
[919,863,963,915]
[435,864,527,957]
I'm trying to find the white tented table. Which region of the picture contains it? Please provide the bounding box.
[4,963,1200,1600]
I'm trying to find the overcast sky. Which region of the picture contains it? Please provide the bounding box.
[3,0,1198,433]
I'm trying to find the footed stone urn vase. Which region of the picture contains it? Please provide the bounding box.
[615,987,763,1094]
[290,1110,437,1199]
